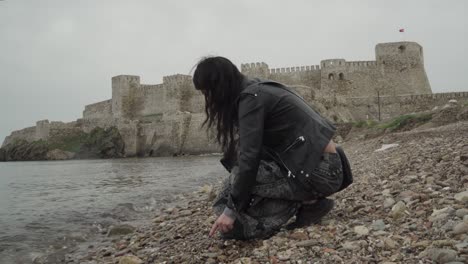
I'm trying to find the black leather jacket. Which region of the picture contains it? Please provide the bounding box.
[224,78,336,213]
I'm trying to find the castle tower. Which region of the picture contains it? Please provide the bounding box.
[375,42,432,95]
[112,75,141,118]
[240,62,270,79]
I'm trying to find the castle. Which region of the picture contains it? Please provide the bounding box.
[3,41,468,157]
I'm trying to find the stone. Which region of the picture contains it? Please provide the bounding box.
[454,190,468,202]
[46,149,75,160]
[455,208,468,218]
[353,226,369,236]
[429,207,455,222]
[342,241,361,251]
[119,255,143,264]
[107,224,136,236]
[234,257,252,264]
[0,148,5,161]
[382,189,392,196]
[383,198,396,208]
[390,201,407,218]
[296,239,320,247]
[384,238,398,249]
[454,242,468,250]
[423,248,458,263]
[452,221,468,235]
[371,219,386,231]
[177,209,192,217]
[277,250,292,261]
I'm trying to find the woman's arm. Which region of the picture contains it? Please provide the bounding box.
[226,93,265,213]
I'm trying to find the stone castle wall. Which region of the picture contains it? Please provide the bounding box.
[4,41,466,157]
[83,100,112,119]
[348,92,468,121]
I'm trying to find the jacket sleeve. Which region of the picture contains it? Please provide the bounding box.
[226,93,265,213]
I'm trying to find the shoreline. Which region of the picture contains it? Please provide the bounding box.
[33,121,468,264]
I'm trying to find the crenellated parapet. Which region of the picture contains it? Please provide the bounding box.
[269,65,321,74]
[240,62,269,72]
[345,61,377,67]
[163,74,192,85]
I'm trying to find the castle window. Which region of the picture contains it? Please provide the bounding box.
[398,45,406,52]
[328,73,335,80]
[339,73,344,80]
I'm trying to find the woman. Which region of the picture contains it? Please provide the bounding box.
[193,57,351,240]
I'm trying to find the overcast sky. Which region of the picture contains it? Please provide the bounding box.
[1,0,467,142]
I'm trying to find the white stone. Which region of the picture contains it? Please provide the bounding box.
[354,225,369,236]
[454,190,468,202]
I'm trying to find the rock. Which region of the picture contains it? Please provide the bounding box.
[77,127,125,159]
[296,239,320,247]
[107,224,136,236]
[452,221,468,235]
[1,139,49,161]
[46,149,75,160]
[371,219,386,231]
[353,225,369,236]
[455,242,468,250]
[384,238,397,249]
[0,148,5,161]
[178,209,192,217]
[234,257,252,264]
[429,207,455,222]
[454,190,468,202]
[455,208,468,218]
[342,241,361,251]
[383,198,396,209]
[422,248,458,263]
[277,250,292,261]
[390,201,407,218]
[382,189,392,196]
[119,255,143,264]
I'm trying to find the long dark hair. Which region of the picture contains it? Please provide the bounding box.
[193,57,244,160]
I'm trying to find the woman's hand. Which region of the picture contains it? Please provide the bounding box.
[209,213,235,237]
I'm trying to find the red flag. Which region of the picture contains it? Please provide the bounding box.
[399,28,405,32]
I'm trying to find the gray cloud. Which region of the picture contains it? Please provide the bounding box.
[1,0,467,141]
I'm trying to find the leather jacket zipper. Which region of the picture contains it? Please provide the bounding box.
[282,136,305,153]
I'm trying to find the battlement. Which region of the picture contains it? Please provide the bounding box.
[240,62,269,71]
[162,74,192,84]
[345,61,377,67]
[84,99,112,110]
[138,84,165,96]
[112,75,141,83]
[270,65,321,74]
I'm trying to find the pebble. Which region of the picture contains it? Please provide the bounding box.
[342,241,361,251]
[390,201,407,218]
[452,221,468,235]
[455,208,468,218]
[371,219,386,231]
[353,225,369,236]
[118,255,143,264]
[454,190,468,202]
[383,198,396,208]
[423,248,458,263]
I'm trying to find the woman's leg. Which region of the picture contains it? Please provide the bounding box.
[212,160,301,239]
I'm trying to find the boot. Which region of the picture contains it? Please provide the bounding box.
[286,198,335,230]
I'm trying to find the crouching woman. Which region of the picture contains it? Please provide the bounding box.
[192,57,352,239]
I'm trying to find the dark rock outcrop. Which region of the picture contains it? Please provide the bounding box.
[1,140,49,161]
[0,148,5,161]
[76,127,125,159]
